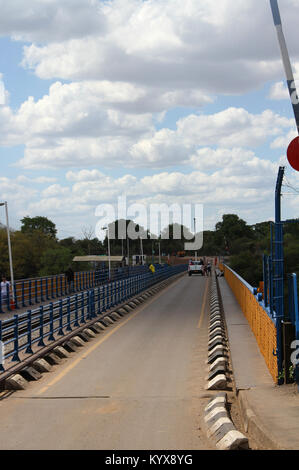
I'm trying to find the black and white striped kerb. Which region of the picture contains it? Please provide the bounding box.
[204,393,249,450]
[206,274,228,391]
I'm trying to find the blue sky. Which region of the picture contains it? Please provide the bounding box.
[0,0,298,239]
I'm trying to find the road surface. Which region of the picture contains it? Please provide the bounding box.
[0,275,213,450]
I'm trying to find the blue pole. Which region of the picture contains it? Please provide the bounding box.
[38,306,45,347]
[12,315,20,362]
[25,310,33,354]
[48,303,55,342]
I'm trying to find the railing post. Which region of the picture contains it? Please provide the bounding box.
[66,297,72,332]
[12,315,20,362]
[51,277,54,299]
[28,280,32,306]
[97,287,101,315]
[58,299,64,336]
[74,294,79,327]
[21,281,26,308]
[81,292,86,324]
[48,302,55,342]
[92,289,96,318]
[6,283,11,311]
[46,278,50,301]
[0,320,4,371]
[25,310,33,354]
[38,306,45,347]
[60,275,63,297]
[40,279,44,303]
[34,279,38,304]
[0,289,3,314]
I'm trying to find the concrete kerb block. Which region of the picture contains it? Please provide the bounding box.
[5,374,28,390]
[53,346,69,358]
[110,312,121,321]
[207,365,227,381]
[63,341,79,353]
[205,393,227,413]
[71,336,86,348]
[205,406,228,424]
[210,320,222,329]
[95,321,106,330]
[209,345,226,356]
[208,335,223,345]
[206,374,227,391]
[210,311,221,319]
[124,305,133,312]
[79,331,91,342]
[32,358,52,373]
[20,366,42,382]
[208,339,225,352]
[207,351,227,365]
[216,431,249,450]
[210,324,224,334]
[209,330,224,341]
[128,302,137,309]
[44,352,62,365]
[83,328,97,338]
[209,357,227,372]
[104,316,115,325]
[90,323,104,333]
[210,306,220,314]
[210,310,221,318]
[207,418,235,439]
[117,308,128,316]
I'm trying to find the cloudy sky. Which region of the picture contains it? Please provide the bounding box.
[0,0,298,240]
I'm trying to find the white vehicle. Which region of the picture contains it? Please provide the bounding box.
[188,260,204,276]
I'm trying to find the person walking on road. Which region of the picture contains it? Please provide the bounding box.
[1,276,10,305]
[149,264,155,274]
[65,266,75,294]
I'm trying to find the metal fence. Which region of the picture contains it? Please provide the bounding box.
[0,265,152,313]
[222,264,279,384]
[0,264,187,373]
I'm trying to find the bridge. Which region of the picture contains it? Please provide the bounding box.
[0,256,298,451]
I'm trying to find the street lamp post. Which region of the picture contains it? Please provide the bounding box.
[102,226,111,281]
[0,202,15,302]
[158,241,161,265]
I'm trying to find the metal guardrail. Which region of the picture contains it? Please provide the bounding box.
[0,265,187,374]
[0,265,151,313]
[222,264,279,384]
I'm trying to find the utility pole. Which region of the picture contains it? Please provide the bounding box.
[270,0,299,133]
[0,202,15,302]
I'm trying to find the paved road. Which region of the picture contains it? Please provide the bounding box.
[0,275,213,450]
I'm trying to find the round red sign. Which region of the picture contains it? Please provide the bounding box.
[287,137,299,172]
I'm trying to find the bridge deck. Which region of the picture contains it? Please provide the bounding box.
[0,276,213,450]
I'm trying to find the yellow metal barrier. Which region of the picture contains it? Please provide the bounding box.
[223,265,278,383]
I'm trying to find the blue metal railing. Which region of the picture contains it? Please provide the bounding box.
[0,264,187,372]
[288,273,299,385]
[0,265,155,313]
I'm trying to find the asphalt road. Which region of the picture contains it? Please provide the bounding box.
[0,275,213,450]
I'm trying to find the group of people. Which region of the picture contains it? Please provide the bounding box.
[199,259,212,277]
[1,276,10,302]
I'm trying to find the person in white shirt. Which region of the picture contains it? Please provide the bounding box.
[1,276,10,302]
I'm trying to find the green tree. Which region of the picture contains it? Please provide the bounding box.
[39,246,73,276]
[21,216,57,239]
